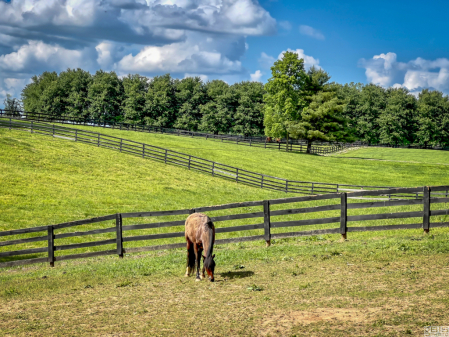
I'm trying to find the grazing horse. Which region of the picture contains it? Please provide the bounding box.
[185,213,216,282]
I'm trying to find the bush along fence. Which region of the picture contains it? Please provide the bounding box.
[0,186,448,269]
[0,109,352,155]
[1,117,397,195]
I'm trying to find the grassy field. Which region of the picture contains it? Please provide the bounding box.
[334,147,449,165]
[66,124,449,187]
[1,230,449,336]
[1,125,449,336]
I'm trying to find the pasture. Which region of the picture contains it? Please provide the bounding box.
[1,125,449,336]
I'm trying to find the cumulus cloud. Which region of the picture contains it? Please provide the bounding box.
[279,21,292,30]
[250,70,263,81]
[299,25,324,40]
[0,0,277,107]
[359,52,449,95]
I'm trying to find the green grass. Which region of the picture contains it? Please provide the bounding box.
[1,125,449,335]
[334,147,449,165]
[67,124,449,187]
[1,230,449,336]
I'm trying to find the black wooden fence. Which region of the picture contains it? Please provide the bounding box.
[0,117,397,195]
[0,109,347,155]
[0,186,448,269]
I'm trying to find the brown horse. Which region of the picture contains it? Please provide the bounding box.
[185,213,216,282]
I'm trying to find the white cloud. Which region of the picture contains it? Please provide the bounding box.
[0,0,278,107]
[279,21,292,30]
[250,70,263,81]
[259,52,276,69]
[184,73,208,82]
[359,52,449,94]
[299,25,325,40]
[258,49,320,72]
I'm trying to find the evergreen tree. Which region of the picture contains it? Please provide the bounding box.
[288,91,354,153]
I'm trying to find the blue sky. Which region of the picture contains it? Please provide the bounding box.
[1,0,449,107]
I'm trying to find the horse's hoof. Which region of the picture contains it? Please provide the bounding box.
[185,274,190,277]
[195,278,201,282]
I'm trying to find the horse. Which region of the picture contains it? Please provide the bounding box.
[185,213,216,282]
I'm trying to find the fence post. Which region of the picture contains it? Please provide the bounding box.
[212,162,215,176]
[75,129,77,141]
[423,186,431,233]
[285,180,288,193]
[340,192,348,240]
[116,213,123,258]
[53,124,55,136]
[47,226,55,267]
[97,134,100,147]
[188,156,191,170]
[311,183,314,194]
[236,168,239,183]
[261,175,264,189]
[263,200,271,247]
[142,144,145,158]
[31,121,33,133]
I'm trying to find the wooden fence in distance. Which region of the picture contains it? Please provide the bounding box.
[0,109,348,155]
[1,186,448,269]
[0,117,396,195]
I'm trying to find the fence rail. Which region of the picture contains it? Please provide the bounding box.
[1,186,448,269]
[1,117,399,196]
[0,109,353,155]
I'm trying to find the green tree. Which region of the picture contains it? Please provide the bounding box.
[21,71,60,115]
[144,74,176,127]
[263,51,308,149]
[3,94,22,116]
[287,91,354,153]
[58,68,92,120]
[416,89,449,148]
[199,80,233,134]
[173,77,206,131]
[230,81,265,136]
[88,70,124,124]
[122,74,148,125]
[378,88,417,146]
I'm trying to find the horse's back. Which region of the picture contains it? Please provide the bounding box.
[185,213,214,243]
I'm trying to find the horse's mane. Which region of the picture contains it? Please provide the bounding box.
[204,219,214,268]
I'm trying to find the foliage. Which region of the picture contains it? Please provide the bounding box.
[122,74,148,125]
[88,70,124,123]
[173,77,207,131]
[58,68,92,120]
[3,94,22,116]
[264,51,307,146]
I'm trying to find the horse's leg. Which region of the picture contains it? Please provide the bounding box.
[185,239,193,277]
[194,244,201,281]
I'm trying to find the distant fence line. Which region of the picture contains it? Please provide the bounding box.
[0,186,448,269]
[2,109,448,154]
[0,109,354,155]
[1,117,398,195]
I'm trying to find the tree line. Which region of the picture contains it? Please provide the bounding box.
[18,70,264,136]
[9,53,449,149]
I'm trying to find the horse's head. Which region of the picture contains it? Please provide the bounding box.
[203,254,216,282]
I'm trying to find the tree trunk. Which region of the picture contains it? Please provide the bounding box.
[307,140,312,154]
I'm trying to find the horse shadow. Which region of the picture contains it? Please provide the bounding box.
[219,271,254,280]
